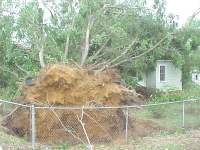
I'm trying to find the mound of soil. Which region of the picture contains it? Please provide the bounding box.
[2,64,150,144]
[2,107,162,145]
[20,64,144,106]
[2,106,126,145]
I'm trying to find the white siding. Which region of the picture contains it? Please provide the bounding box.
[155,60,182,90]
[139,60,182,91]
[192,72,200,85]
[146,70,156,88]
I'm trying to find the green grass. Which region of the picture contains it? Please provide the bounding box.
[184,101,200,128]
[0,129,31,149]
[63,142,184,150]
[138,82,200,130]
[133,100,200,130]
[138,143,183,150]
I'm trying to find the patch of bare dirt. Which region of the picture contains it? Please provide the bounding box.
[73,130,200,150]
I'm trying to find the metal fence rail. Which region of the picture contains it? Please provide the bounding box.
[0,98,200,150]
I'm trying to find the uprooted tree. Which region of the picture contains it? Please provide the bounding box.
[0,0,200,146]
[0,0,174,79]
[1,0,200,92]
[0,1,199,104]
[2,64,160,145]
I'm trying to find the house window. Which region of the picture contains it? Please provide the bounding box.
[160,65,165,81]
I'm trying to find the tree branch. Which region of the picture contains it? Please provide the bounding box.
[110,34,169,68]
[88,38,111,63]
[39,44,45,68]
[64,17,75,60]
[103,4,154,13]
[15,64,29,75]
[50,109,86,145]
[107,37,138,65]
[77,107,92,148]
[63,2,77,61]
[188,7,200,26]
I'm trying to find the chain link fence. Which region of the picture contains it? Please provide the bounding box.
[0,99,200,149]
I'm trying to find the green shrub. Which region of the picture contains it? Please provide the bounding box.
[0,86,20,100]
[148,83,200,103]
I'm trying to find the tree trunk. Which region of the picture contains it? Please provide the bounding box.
[64,18,75,61]
[0,0,2,13]
[80,15,93,66]
[39,44,45,68]
[64,36,70,61]
[63,3,76,62]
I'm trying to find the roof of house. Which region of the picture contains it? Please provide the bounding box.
[191,69,200,73]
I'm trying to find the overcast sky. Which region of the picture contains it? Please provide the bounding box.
[165,0,200,25]
[38,0,200,25]
[26,0,200,26]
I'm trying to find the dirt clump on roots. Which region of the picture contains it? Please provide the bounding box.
[19,64,144,106]
[2,64,159,145]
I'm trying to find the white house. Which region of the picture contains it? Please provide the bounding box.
[138,60,182,91]
[191,70,200,85]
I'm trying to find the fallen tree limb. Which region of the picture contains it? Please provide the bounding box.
[109,34,169,68]
[15,64,29,75]
[88,38,111,63]
[50,108,86,145]
[2,106,19,120]
[106,37,138,65]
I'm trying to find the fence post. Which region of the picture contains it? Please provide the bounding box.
[31,105,36,150]
[125,107,129,144]
[182,100,185,129]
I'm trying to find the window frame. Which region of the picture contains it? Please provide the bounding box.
[195,74,198,80]
[159,65,166,82]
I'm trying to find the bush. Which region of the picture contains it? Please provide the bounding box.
[148,82,200,104]
[150,90,184,103]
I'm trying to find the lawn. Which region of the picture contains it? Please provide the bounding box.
[0,128,200,150]
[132,100,200,130]
[0,100,200,150]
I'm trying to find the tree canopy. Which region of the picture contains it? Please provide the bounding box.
[0,0,200,89]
